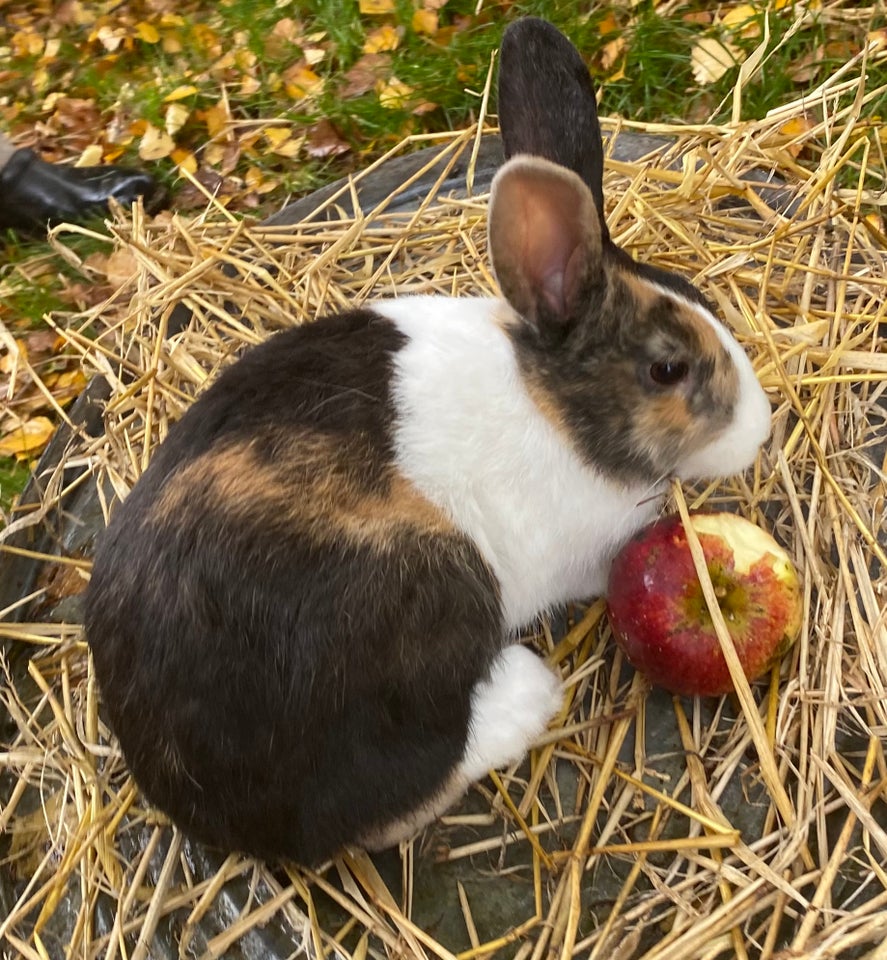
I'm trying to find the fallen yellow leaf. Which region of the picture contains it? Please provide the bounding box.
[691,35,741,85]
[778,116,815,138]
[93,24,126,52]
[412,9,438,36]
[204,143,226,166]
[135,21,160,43]
[245,166,265,189]
[139,123,175,160]
[11,29,44,57]
[364,24,401,53]
[267,137,303,158]
[203,102,231,139]
[162,31,184,54]
[45,369,88,405]
[774,115,815,157]
[240,75,261,96]
[303,45,326,66]
[722,4,760,37]
[377,76,413,109]
[359,0,395,13]
[0,340,25,375]
[864,212,884,234]
[164,84,199,102]
[284,65,323,100]
[869,28,887,52]
[171,148,198,174]
[165,102,190,137]
[272,17,301,42]
[599,35,625,73]
[0,417,55,460]
[76,144,104,167]
[264,127,292,148]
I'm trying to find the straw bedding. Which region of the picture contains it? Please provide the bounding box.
[1,49,886,960]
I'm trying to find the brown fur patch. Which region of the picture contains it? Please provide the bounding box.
[149,430,453,549]
[618,265,740,466]
[616,267,734,390]
[522,375,573,440]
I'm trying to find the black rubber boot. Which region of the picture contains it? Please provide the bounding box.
[0,148,166,233]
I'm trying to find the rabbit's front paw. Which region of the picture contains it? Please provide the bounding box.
[460,644,562,782]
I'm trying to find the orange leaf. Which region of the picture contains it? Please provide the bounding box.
[775,116,815,157]
[171,148,198,174]
[868,28,887,52]
[203,102,231,139]
[46,369,88,405]
[364,24,401,53]
[283,64,323,100]
[0,417,55,460]
[411,99,438,116]
[597,10,619,36]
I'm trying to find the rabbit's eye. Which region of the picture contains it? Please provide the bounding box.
[649,360,689,386]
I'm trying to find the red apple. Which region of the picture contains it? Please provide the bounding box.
[606,513,802,697]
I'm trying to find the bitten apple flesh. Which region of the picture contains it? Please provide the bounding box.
[606,513,803,697]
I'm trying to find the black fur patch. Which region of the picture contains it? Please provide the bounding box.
[85,309,503,864]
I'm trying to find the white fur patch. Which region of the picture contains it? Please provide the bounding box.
[375,295,664,627]
[360,645,562,851]
[459,644,562,781]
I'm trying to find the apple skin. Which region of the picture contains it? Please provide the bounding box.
[606,513,802,697]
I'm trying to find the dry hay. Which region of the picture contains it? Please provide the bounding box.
[1,42,886,960]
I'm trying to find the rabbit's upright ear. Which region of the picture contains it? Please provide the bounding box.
[489,156,603,332]
[497,17,607,235]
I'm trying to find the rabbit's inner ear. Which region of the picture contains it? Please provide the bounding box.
[489,156,603,328]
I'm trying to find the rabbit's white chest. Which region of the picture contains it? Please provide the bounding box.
[378,296,663,630]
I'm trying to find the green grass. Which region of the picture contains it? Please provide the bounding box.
[0,458,31,518]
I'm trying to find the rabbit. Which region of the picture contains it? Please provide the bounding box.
[84,16,772,866]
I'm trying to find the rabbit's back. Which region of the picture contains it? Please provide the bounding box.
[85,307,504,863]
